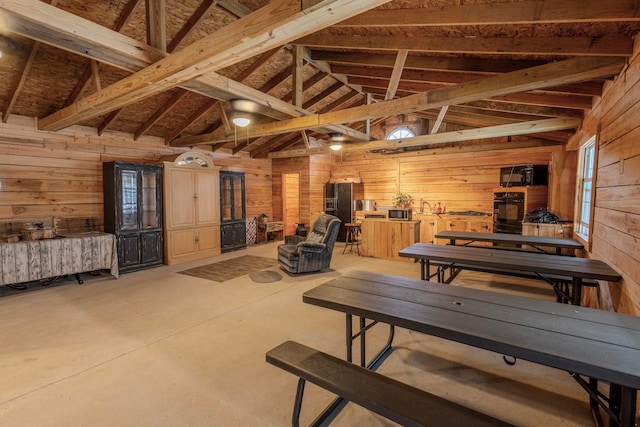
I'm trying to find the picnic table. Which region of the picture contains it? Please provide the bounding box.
[302,270,640,427]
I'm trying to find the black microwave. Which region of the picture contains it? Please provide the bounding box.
[500,165,548,187]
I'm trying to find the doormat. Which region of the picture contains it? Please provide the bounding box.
[249,270,282,283]
[177,255,277,282]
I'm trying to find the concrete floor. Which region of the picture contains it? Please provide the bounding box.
[0,242,596,426]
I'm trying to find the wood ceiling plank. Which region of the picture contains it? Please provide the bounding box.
[268,117,580,158]
[164,99,220,143]
[167,0,218,52]
[338,0,640,27]
[134,90,189,140]
[296,34,633,57]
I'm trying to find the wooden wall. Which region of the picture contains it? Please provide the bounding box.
[0,115,272,231]
[338,145,561,214]
[568,35,640,316]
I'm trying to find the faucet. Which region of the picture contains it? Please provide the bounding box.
[419,198,432,213]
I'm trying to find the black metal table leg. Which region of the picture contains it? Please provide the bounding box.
[573,277,583,306]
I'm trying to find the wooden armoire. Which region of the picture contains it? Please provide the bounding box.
[162,152,221,265]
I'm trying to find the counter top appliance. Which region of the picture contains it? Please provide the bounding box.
[388,208,412,221]
[500,164,548,187]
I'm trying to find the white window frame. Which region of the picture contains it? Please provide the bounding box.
[386,127,415,140]
[575,136,596,243]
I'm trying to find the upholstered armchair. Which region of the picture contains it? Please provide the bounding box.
[277,214,341,274]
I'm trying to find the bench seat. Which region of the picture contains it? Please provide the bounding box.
[266,340,514,427]
[433,261,598,286]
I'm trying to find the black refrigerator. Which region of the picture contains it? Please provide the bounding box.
[324,182,364,241]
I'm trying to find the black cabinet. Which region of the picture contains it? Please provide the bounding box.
[103,161,164,273]
[220,171,246,252]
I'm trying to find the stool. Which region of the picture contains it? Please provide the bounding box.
[342,222,361,255]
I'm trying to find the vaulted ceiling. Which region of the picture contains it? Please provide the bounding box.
[0,0,639,158]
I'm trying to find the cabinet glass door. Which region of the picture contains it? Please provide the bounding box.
[233,175,244,220]
[221,176,232,221]
[141,170,159,229]
[121,170,138,230]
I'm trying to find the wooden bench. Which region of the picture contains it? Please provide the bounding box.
[266,340,514,427]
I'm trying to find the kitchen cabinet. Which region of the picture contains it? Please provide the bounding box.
[103,161,163,273]
[163,152,221,265]
[220,171,246,252]
[360,219,420,262]
[522,222,575,254]
[417,215,493,246]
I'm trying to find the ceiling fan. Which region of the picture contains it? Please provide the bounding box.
[229,99,261,127]
[328,132,348,151]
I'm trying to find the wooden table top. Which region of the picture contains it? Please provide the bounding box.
[435,230,584,250]
[303,270,640,389]
[399,243,621,282]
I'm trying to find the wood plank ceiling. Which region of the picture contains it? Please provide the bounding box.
[0,0,639,158]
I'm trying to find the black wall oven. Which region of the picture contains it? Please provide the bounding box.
[493,192,524,234]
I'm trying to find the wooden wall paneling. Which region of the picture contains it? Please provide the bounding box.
[549,150,577,221]
[0,117,274,240]
[597,124,640,169]
[565,38,640,315]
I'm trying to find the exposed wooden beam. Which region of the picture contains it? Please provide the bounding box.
[331,64,605,97]
[98,110,122,136]
[167,0,217,52]
[134,90,189,140]
[414,108,571,142]
[269,118,580,158]
[90,60,101,92]
[351,76,595,110]
[172,56,623,147]
[62,0,141,108]
[292,44,304,108]
[146,0,166,51]
[301,131,310,148]
[21,0,388,132]
[164,99,220,143]
[344,139,563,160]
[1,0,368,141]
[310,50,546,74]
[430,106,448,134]
[385,49,407,100]
[296,34,632,57]
[338,0,640,27]
[2,40,38,123]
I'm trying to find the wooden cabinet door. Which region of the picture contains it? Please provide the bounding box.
[420,219,437,244]
[198,226,220,253]
[445,219,468,232]
[468,219,492,233]
[195,170,219,225]
[166,168,196,229]
[168,229,197,259]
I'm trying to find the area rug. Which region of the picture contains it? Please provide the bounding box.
[249,270,282,283]
[177,255,277,282]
